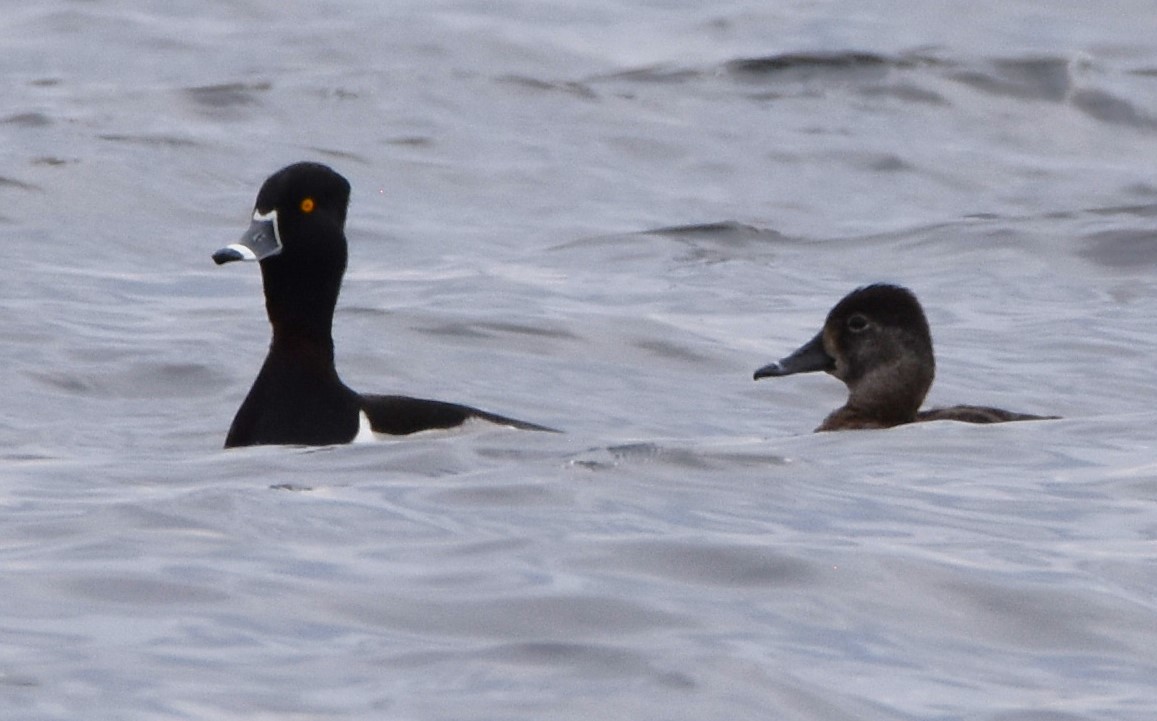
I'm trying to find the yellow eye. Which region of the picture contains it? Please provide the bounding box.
[300,197,315,213]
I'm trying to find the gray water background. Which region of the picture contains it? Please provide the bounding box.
[2,1,1157,719]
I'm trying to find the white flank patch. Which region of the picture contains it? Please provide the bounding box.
[352,410,377,443]
[350,412,495,443]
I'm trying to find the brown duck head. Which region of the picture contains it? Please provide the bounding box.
[754,284,936,430]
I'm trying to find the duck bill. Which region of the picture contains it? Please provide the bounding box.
[212,209,283,265]
[753,331,834,379]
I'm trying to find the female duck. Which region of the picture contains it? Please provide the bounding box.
[753,284,1056,432]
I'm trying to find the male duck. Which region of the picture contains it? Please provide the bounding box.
[753,284,1057,432]
[213,162,553,447]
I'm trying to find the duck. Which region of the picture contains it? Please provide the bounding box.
[213,161,554,447]
[752,284,1057,432]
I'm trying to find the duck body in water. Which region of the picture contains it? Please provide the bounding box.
[214,162,554,448]
[753,284,1057,432]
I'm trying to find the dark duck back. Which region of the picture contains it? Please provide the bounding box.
[753,284,1056,432]
[214,162,554,447]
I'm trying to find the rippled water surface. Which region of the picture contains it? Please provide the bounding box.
[3,2,1157,719]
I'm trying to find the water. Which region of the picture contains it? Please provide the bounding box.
[2,1,1156,719]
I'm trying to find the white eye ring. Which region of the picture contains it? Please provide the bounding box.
[847,314,869,332]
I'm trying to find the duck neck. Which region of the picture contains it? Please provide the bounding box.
[844,358,933,427]
[268,323,337,373]
[259,253,344,353]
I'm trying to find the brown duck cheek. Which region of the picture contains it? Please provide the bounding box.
[821,328,844,379]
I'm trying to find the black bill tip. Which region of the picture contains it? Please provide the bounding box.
[212,244,258,265]
[753,363,786,380]
[212,247,244,265]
